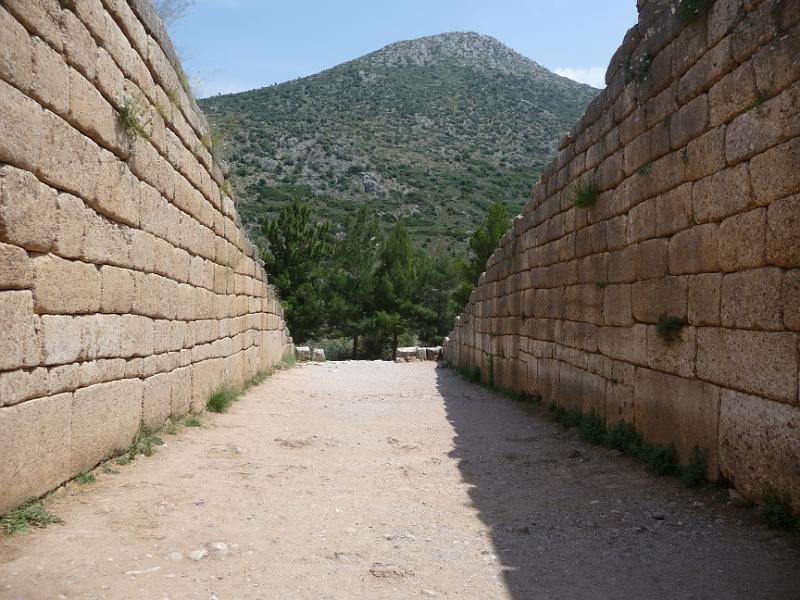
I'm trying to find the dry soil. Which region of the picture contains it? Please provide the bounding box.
[0,361,798,599]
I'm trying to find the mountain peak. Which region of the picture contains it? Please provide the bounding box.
[357,31,549,77]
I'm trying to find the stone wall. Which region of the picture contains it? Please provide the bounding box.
[445,0,800,509]
[0,0,292,514]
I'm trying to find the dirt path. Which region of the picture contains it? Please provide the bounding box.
[0,362,797,599]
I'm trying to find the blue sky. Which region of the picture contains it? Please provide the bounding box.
[169,0,638,98]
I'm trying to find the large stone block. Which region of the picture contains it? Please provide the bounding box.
[0,6,34,94]
[670,93,709,149]
[598,325,647,365]
[603,284,633,326]
[719,390,800,511]
[669,224,720,274]
[646,324,696,378]
[70,379,143,473]
[0,79,44,174]
[39,315,84,366]
[688,273,722,326]
[766,194,800,268]
[634,368,720,475]
[0,393,73,515]
[171,366,192,417]
[697,328,798,403]
[0,164,57,253]
[691,163,753,224]
[784,270,800,331]
[100,265,135,314]
[0,291,39,371]
[631,276,688,323]
[721,267,783,330]
[142,372,173,431]
[717,209,766,272]
[748,137,800,205]
[0,242,32,290]
[655,182,693,236]
[0,367,48,408]
[32,254,101,314]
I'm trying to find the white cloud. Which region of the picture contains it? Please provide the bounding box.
[553,66,606,89]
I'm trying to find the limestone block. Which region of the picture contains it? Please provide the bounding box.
[47,363,80,396]
[0,6,34,94]
[84,314,127,360]
[606,215,627,251]
[143,372,173,431]
[708,59,756,126]
[670,94,709,149]
[70,379,143,473]
[3,0,62,52]
[0,79,44,174]
[0,165,57,253]
[697,328,798,403]
[0,242,32,290]
[717,208,766,272]
[0,367,48,408]
[191,358,224,412]
[692,163,753,224]
[53,193,88,260]
[0,291,39,371]
[62,9,97,80]
[120,314,154,357]
[171,366,192,417]
[94,152,140,227]
[748,137,800,205]
[637,238,669,280]
[688,273,722,326]
[685,126,726,181]
[645,324,696,378]
[627,198,657,243]
[632,276,688,323]
[32,254,101,314]
[40,315,84,366]
[537,357,560,404]
[727,83,800,167]
[607,246,638,283]
[603,284,633,326]
[82,211,131,268]
[719,390,800,511]
[721,267,783,330]
[669,223,720,274]
[0,393,72,515]
[597,325,648,365]
[77,358,126,388]
[100,265,134,314]
[634,368,720,474]
[129,230,156,273]
[766,194,800,268]
[563,284,603,324]
[751,21,800,96]
[31,33,70,116]
[655,183,693,237]
[784,270,800,331]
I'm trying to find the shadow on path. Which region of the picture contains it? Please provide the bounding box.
[434,365,799,600]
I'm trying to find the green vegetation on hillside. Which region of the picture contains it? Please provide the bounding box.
[199,32,597,248]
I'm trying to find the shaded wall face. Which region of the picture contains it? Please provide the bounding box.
[446,0,800,509]
[0,0,292,513]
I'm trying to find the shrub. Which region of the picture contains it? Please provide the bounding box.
[682,447,709,487]
[76,472,96,485]
[571,180,600,209]
[642,443,680,476]
[656,314,688,343]
[185,414,202,427]
[115,93,151,139]
[606,421,644,456]
[578,411,607,444]
[760,489,797,530]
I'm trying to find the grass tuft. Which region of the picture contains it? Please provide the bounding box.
[760,489,797,530]
[571,179,600,209]
[656,314,688,343]
[578,411,607,444]
[75,472,96,485]
[185,414,202,427]
[206,383,240,413]
[1,498,63,536]
[682,447,709,487]
[606,421,644,456]
[676,0,713,25]
[641,443,680,476]
[163,420,177,435]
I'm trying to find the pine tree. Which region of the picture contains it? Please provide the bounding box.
[260,198,330,342]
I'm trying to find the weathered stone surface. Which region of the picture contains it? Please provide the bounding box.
[669,224,719,274]
[720,268,783,330]
[784,270,800,331]
[688,273,722,326]
[719,391,800,511]
[691,163,753,224]
[0,393,72,514]
[697,328,798,403]
[32,254,101,314]
[766,194,800,268]
[0,165,57,252]
[748,137,800,205]
[631,276,687,323]
[634,368,720,474]
[70,379,143,473]
[0,291,39,371]
[717,209,766,272]
[0,242,32,290]
[597,325,647,365]
[646,325,696,378]
[143,372,173,431]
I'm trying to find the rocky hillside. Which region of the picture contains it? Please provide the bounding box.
[200,32,598,246]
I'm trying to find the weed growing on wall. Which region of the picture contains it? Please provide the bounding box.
[656,314,688,342]
[115,93,151,139]
[207,383,240,413]
[676,0,713,25]
[571,180,600,209]
[185,414,202,427]
[75,472,96,485]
